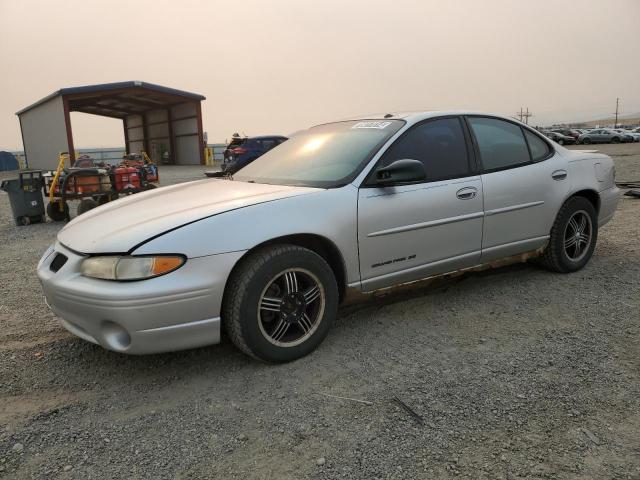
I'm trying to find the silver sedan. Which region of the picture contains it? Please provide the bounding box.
[38,112,620,362]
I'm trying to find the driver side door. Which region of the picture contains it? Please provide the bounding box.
[357,116,484,291]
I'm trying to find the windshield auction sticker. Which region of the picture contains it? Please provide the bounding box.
[352,121,392,129]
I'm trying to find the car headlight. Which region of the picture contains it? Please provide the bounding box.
[81,255,186,281]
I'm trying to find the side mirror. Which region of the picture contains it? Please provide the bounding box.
[375,159,426,186]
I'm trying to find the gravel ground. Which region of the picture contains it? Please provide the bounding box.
[1,144,639,479]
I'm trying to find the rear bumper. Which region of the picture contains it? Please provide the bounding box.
[37,242,245,354]
[598,185,621,227]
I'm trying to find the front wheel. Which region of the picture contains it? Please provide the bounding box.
[223,245,338,362]
[537,196,598,273]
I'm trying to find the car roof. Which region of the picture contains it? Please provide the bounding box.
[247,135,288,140]
[333,110,535,128]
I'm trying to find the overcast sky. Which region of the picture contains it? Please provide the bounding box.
[1,0,639,150]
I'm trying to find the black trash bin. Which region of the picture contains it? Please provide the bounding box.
[0,170,46,226]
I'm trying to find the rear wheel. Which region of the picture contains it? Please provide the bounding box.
[223,245,338,362]
[537,196,598,273]
[97,192,118,205]
[47,201,68,222]
[582,138,591,144]
[77,199,98,216]
[611,137,620,144]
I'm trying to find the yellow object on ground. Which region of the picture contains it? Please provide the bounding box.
[49,152,68,210]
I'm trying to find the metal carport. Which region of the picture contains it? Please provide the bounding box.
[16,81,206,169]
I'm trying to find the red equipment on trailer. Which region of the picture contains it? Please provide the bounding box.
[43,151,160,221]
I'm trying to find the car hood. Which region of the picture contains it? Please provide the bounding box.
[57,179,318,254]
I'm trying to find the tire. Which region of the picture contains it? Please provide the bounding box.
[16,216,30,226]
[47,201,69,222]
[582,138,591,144]
[611,137,620,144]
[77,199,98,216]
[142,183,157,191]
[223,244,339,363]
[558,139,564,145]
[537,196,598,273]
[97,193,118,205]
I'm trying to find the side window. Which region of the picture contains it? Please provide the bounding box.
[524,130,551,162]
[244,139,258,150]
[467,117,530,171]
[379,117,471,181]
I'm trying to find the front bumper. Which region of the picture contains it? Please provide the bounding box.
[37,242,245,354]
[598,185,621,227]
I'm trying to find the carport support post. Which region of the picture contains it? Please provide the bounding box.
[62,97,76,166]
[167,108,176,164]
[142,114,150,157]
[196,102,205,165]
[122,119,130,154]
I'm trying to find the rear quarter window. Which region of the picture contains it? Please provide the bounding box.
[524,130,552,161]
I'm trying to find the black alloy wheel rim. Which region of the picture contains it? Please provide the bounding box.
[563,210,593,261]
[258,268,325,347]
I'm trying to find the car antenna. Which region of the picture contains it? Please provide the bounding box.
[384,113,394,118]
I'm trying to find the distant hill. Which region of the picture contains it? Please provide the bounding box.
[573,113,640,128]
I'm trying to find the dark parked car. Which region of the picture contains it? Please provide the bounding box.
[551,128,581,140]
[542,130,576,145]
[222,135,288,174]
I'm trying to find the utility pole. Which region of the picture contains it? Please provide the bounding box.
[514,107,532,124]
[613,98,619,127]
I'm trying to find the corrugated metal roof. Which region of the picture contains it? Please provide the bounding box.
[16,81,205,115]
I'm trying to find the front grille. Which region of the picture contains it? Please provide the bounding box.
[50,253,68,272]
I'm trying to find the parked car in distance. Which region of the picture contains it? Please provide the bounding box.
[38,112,620,362]
[578,128,626,144]
[574,129,595,136]
[612,129,636,143]
[543,130,576,145]
[551,128,581,140]
[222,135,288,174]
[625,130,640,142]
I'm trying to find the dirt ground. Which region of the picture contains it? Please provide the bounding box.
[0,144,639,479]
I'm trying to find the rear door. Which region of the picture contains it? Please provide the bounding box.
[357,116,484,291]
[592,130,605,142]
[466,116,569,262]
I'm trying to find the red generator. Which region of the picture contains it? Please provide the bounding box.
[114,167,141,191]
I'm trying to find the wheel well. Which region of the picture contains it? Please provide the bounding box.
[571,189,600,213]
[240,234,348,301]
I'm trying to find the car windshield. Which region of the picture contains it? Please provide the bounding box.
[232,120,405,187]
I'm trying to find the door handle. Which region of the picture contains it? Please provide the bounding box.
[552,169,568,181]
[456,187,477,200]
